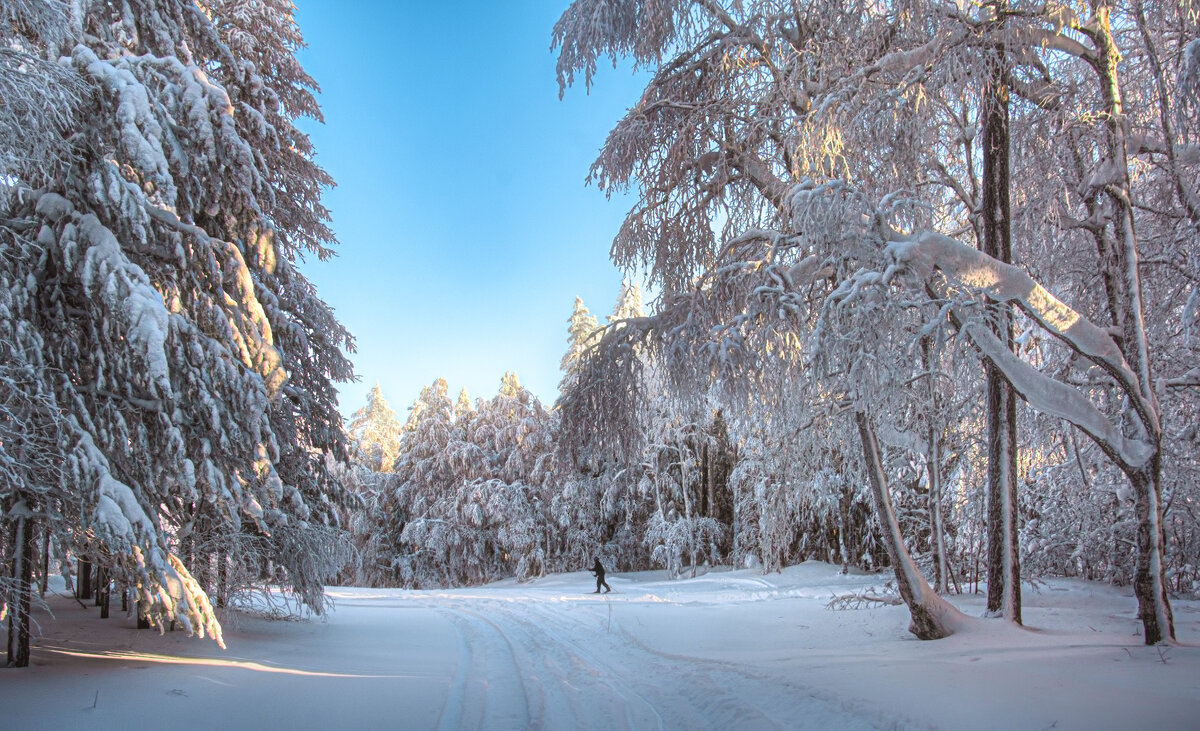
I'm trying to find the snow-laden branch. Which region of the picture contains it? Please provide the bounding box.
[72,428,225,647]
[959,314,1152,469]
[883,231,1156,435]
[862,230,1154,469]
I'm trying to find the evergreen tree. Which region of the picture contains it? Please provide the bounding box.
[347,384,402,473]
[561,297,600,374]
[0,0,353,656]
[367,379,459,587]
[608,279,645,324]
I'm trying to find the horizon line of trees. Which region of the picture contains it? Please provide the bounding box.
[343,280,1198,635]
[347,0,1200,649]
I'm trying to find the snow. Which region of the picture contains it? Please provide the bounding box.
[5,563,1198,729]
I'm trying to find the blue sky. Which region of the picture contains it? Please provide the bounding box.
[292,1,648,417]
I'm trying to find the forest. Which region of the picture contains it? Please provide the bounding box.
[2,0,1199,671]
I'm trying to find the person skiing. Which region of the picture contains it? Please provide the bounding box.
[589,557,611,594]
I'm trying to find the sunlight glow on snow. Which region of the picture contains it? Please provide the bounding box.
[956,261,1080,333]
[1025,284,1080,332]
[39,646,421,679]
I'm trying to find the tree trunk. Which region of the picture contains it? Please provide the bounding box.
[137,597,151,630]
[837,484,851,574]
[984,368,1021,622]
[94,564,105,606]
[39,523,49,598]
[928,423,950,594]
[6,514,36,667]
[921,338,951,594]
[217,550,228,609]
[1090,3,1174,644]
[981,14,1022,624]
[99,567,110,619]
[77,553,92,601]
[855,411,962,640]
[1130,456,1173,644]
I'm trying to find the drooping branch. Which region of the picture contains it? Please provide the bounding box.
[883,230,1158,439]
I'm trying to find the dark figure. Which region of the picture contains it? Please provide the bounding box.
[590,558,611,593]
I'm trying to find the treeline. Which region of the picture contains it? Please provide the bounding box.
[344,284,1199,610]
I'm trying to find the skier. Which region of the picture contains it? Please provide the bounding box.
[590,557,612,593]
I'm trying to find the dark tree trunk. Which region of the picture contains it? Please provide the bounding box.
[94,566,109,617]
[94,564,105,606]
[7,514,36,667]
[39,523,49,598]
[217,550,228,609]
[137,598,151,630]
[981,20,1022,624]
[77,554,92,601]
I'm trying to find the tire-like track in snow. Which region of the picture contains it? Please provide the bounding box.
[420,593,904,730]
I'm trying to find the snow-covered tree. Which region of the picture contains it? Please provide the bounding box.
[0,0,354,655]
[361,374,562,587]
[608,279,645,324]
[553,0,1197,643]
[560,296,601,393]
[348,384,402,473]
[364,379,458,586]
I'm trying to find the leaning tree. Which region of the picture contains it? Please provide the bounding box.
[553,0,1195,643]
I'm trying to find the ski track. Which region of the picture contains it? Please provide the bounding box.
[418,592,899,730]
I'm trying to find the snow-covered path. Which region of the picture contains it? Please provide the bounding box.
[3,563,1198,729]
[420,590,887,730]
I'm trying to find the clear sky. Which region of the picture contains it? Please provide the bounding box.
[291,0,648,418]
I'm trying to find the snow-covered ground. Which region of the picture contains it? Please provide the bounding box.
[3,562,1198,729]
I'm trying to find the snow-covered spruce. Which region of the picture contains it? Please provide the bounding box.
[0,0,353,658]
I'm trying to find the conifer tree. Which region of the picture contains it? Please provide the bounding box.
[348,384,402,473]
[609,279,645,324]
[0,0,353,654]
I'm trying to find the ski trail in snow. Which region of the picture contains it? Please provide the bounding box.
[418,589,900,730]
[435,608,531,730]
[452,606,536,729]
[497,599,671,730]
[511,596,901,730]
[490,599,667,729]
[434,611,473,731]
[423,595,666,729]
[518,600,771,729]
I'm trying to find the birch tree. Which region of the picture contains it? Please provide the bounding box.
[553,0,1196,643]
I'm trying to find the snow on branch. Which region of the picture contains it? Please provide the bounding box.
[558,315,656,466]
[72,428,225,647]
[1178,40,1200,139]
[885,233,1146,393]
[879,230,1155,468]
[33,193,177,399]
[0,49,84,179]
[959,315,1152,469]
[552,0,687,97]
